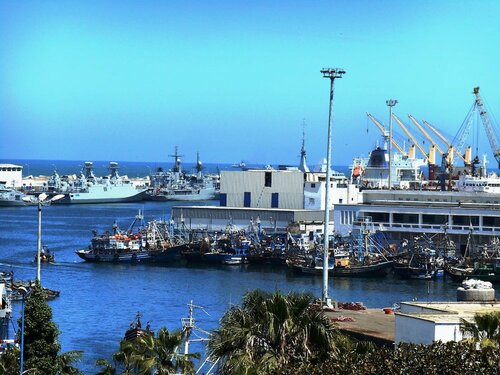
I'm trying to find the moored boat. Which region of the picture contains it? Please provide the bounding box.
[76,211,186,263]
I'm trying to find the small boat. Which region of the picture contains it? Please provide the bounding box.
[288,255,334,276]
[34,245,55,263]
[124,312,152,341]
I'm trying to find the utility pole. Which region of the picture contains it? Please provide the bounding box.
[386,99,398,189]
[320,68,345,306]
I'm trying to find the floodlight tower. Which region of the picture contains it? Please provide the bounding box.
[386,99,398,189]
[320,67,345,306]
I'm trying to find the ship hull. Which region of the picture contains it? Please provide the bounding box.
[75,245,185,263]
[61,190,146,204]
[333,261,394,278]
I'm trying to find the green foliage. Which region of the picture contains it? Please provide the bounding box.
[297,341,500,375]
[95,358,117,375]
[20,282,61,374]
[0,346,20,375]
[16,283,84,374]
[98,326,199,375]
[208,289,344,374]
[56,350,84,375]
[461,311,500,348]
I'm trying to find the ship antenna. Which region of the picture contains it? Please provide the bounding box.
[299,119,310,172]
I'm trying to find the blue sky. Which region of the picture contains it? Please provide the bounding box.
[1,1,500,167]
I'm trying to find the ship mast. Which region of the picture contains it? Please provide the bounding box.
[299,119,310,172]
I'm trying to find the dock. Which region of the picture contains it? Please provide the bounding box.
[325,308,395,346]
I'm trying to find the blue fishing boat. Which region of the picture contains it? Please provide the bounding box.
[76,211,186,263]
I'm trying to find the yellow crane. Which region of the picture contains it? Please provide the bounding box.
[408,114,445,156]
[422,120,469,165]
[366,113,406,155]
[392,113,436,164]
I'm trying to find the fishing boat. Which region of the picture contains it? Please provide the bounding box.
[34,245,55,263]
[445,258,500,283]
[182,234,250,265]
[288,254,334,275]
[332,224,394,278]
[124,312,152,341]
[75,211,186,263]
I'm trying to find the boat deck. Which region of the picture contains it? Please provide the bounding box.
[325,308,395,346]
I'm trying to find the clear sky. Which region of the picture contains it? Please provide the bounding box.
[1,0,500,167]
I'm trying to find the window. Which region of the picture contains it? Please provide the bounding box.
[308,198,315,205]
[311,183,316,188]
[219,193,227,207]
[265,172,272,187]
[271,193,279,208]
[244,192,251,207]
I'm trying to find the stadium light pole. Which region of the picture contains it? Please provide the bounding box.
[386,99,398,189]
[320,68,345,306]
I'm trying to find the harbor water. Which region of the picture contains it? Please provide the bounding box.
[0,200,478,372]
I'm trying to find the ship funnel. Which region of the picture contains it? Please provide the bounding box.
[408,145,416,160]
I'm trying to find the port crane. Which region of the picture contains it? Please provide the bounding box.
[408,114,445,156]
[392,113,435,164]
[422,120,469,166]
[366,113,406,155]
[473,87,500,168]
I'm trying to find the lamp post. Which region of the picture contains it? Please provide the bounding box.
[23,193,65,283]
[18,286,32,375]
[320,68,345,306]
[386,99,398,189]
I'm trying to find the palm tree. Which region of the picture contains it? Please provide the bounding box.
[208,289,341,374]
[134,327,199,375]
[112,339,140,374]
[56,350,84,374]
[95,358,116,375]
[460,311,500,348]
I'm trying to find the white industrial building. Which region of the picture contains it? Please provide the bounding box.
[0,164,23,188]
[303,171,361,209]
[219,169,305,209]
[395,301,500,345]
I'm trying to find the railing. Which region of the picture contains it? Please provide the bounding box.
[352,221,499,235]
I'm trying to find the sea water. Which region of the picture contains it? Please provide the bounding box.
[0,159,484,372]
[0,200,471,373]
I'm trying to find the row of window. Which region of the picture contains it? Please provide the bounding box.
[219,192,280,208]
[360,212,500,227]
[0,167,22,171]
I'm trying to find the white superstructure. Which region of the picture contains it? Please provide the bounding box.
[0,164,23,188]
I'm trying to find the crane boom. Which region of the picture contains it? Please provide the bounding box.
[392,113,428,159]
[366,113,405,154]
[473,87,500,168]
[408,114,444,155]
[422,120,467,164]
